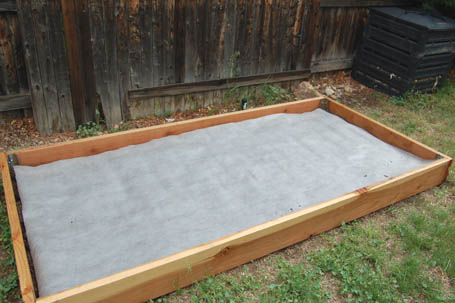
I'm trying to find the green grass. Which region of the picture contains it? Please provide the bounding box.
[0,184,19,302]
[1,81,454,302]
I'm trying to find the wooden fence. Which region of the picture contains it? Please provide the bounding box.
[1,0,416,134]
[0,1,30,120]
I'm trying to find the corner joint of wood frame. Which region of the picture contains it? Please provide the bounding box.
[319,98,330,111]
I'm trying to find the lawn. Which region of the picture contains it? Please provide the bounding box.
[1,80,454,303]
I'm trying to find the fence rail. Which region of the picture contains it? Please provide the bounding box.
[1,0,416,133]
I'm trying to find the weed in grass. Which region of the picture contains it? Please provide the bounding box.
[259,258,330,303]
[0,185,19,302]
[191,274,249,303]
[227,51,241,78]
[0,273,18,302]
[108,122,129,134]
[156,110,173,118]
[1,186,13,265]
[260,84,292,105]
[389,205,455,280]
[401,120,418,135]
[310,223,402,303]
[76,121,103,139]
[390,256,451,302]
[390,81,455,114]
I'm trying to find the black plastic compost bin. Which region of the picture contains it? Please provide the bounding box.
[352,7,455,96]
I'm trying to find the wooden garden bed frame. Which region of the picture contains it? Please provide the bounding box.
[1,96,452,303]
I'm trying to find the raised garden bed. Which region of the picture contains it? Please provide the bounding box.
[1,96,452,303]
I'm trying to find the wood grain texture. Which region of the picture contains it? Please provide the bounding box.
[11,98,323,166]
[320,0,415,7]
[0,0,16,12]
[311,7,368,66]
[0,153,36,303]
[88,0,123,127]
[15,0,75,134]
[129,69,310,100]
[61,0,97,125]
[0,93,31,111]
[36,157,452,303]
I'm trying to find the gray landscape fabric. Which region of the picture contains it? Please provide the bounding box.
[14,109,432,296]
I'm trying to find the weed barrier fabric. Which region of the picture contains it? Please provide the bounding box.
[14,109,432,296]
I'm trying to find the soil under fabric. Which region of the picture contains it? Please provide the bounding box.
[14,108,432,296]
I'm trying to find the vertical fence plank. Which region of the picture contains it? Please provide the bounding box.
[34,0,61,132]
[49,0,75,131]
[0,14,18,94]
[117,0,129,120]
[17,0,75,133]
[128,0,142,89]
[223,0,236,77]
[305,0,320,68]
[16,0,48,132]
[163,0,176,85]
[61,0,97,125]
[140,0,153,88]
[9,12,28,93]
[89,0,123,127]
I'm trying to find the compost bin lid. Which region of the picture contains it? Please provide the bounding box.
[371,7,455,31]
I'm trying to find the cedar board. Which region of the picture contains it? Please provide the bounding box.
[1,97,452,303]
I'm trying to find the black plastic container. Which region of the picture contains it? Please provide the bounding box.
[352,7,455,96]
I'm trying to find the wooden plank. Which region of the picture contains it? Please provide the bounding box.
[174,0,185,83]
[326,98,443,160]
[129,69,311,100]
[76,0,98,123]
[35,157,451,303]
[0,153,36,303]
[320,0,415,7]
[16,0,50,133]
[88,0,123,128]
[311,58,354,72]
[104,0,123,126]
[33,0,62,133]
[128,0,142,89]
[0,93,31,111]
[48,0,75,132]
[116,0,129,120]
[9,8,28,92]
[223,0,236,77]
[304,0,320,69]
[61,0,95,125]
[0,0,16,12]
[0,14,20,95]
[163,0,176,85]
[11,97,323,166]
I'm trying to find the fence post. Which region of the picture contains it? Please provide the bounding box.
[87,0,124,128]
[61,0,97,126]
[304,0,321,69]
[16,0,76,134]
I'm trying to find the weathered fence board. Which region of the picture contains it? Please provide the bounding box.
[3,0,417,132]
[0,0,16,12]
[0,93,30,111]
[0,12,27,96]
[311,6,369,73]
[16,0,75,134]
[61,0,97,125]
[88,0,123,127]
